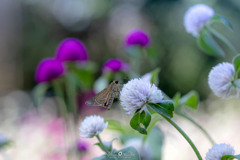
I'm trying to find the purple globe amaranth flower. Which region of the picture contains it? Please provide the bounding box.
[77,140,89,151]
[125,29,150,48]
[35,58,65,83]
[55,38,88,63]
[102,58,130,73]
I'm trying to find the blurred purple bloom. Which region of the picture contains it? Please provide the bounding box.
[35,58,65,83]
[102,58,129,73]
[55,38,88,62]
[125,29,150,47]
[77,140,89,151]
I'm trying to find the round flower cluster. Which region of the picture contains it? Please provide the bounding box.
[206,143,235,160]
[125,29,150,48]
[79,115,108,138]
[120,78,163,114]
[208,62,240,98]
[35,58,65,83]
[102,58,130,73]
[184,4,214,37]
[35,38,88,83]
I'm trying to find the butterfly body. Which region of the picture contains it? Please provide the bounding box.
[85,80,121,110]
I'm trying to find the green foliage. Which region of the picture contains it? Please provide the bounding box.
[233,55,240,74]
[130,109,151,135]
[221,154,240,160]
[33,83,49,107]
[147,127,164,160]
[197,29,225,57]
[95,139,117,153]
[179,91,199,109]
[150,68,160,86]
[147,100,174,118]
[94,147,140,160]
[125,46,143,58]
[210,15,233,29]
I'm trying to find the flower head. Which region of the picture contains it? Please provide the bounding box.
[77,139,89,151]
[120,78,163,114]
[125,138,152,160]
[55,38,88,62]
[35,58,65,83]
[206,143,235,160]
[125,29,150,48]
[208,62,240,98]
[79,115,108,138]
[184,4,214,37]
[102,58,130,73]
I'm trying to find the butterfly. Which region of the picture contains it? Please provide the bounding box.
[85,80,121,110]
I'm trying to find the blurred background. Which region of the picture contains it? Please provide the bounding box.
[0,0,240,159]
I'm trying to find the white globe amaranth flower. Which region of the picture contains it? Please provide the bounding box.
[208,62,240,98]
[206,143,235,160]
[142,73,152,82]
[120,78,163,114]
[125,138,152,160]
[184,4,214,37]
[79,115,108,138]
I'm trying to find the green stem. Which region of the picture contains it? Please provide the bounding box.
[65,72,78,121]
[177,112,215,146]
[207,26,237,55]
[161,114,203,160]
[96,135,110,154]
[52,81,68,120]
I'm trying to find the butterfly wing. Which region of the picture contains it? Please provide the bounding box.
[85,83,113,106]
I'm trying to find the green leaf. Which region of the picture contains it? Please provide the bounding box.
[233,55,240,73]
[94,147,140,160]
[140,110,151,129]
[179,91,199,109]
[95,139,117,153]
[130,111,147,135]
[33,83,49,107]
[150,68,160,86]
[207,26,237,55]
[147,100,174,118]
[173,92,181,107]
[221,154,240,160]
[147,127,164,159]
[210,15,233,30]
[197,29,225,57]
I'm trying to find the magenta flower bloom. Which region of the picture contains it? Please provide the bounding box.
[55,38,88,62]
[102,58,130,73]
[35,58,65,83]
[77,140,89,151]
[125,29,150,48]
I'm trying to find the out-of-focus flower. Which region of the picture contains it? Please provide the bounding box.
[79,115,108,138]
[102,58,130,73]
[208,62,240,98]
[125,138,152,160]
[206,143,235,160]
[142,73,152,82]
[120,78,163,114]
[35,58,65,83]
[184,4,214,37]
[55,38,88,62]
[125,29,150,48]
[77,139,89,151]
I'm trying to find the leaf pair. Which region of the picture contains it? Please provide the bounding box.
[197,15,236,57]
[130,100,174,135]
